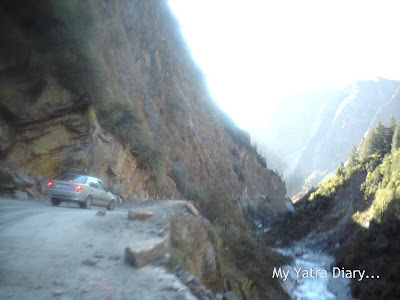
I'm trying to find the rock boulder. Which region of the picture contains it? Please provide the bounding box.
[125,237,168,268]
[223,290,241,300]
[128,209,153,221]
[185,202,199,217]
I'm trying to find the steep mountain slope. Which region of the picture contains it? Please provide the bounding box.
[370,85,400,128]
[0,0,287,209]
[254,78,400,199]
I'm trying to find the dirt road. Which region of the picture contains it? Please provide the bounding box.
[0,198,196,300]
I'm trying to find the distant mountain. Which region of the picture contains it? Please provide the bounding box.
[370,85,400,128]
[252,78,400,199]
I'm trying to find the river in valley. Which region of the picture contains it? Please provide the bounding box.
[274,248,353,300]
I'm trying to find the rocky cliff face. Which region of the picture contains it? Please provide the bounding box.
[0,0,287,208]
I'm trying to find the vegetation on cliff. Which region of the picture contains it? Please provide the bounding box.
[180,190,290,299]
[167,161,290,298]
[334,120,400,299]
[268,119,400,299]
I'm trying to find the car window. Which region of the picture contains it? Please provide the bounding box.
[89,182,98,189]
[97,181,107,192]
[60,174,88,184]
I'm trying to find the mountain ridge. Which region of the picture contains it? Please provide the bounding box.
[254,77,400,199]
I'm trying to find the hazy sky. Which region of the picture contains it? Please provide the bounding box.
[168,0,400,129]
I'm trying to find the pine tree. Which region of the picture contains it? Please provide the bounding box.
[358,136,367,160]
[336,162,345,177]
[383,123,394,154]
[361,122,390,158]
[389,115,396,131]
[348,146,359,167]
[384,115,397,153]
[392,122,400,154]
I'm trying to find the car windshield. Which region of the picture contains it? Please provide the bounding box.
[59,174,88,184]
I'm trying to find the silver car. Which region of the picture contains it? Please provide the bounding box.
[47,174,116,210]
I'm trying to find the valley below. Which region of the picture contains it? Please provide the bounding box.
[274,245,352,299]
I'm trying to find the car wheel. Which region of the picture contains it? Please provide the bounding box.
[107,200,115,211]
[84,195,92,209]
[51,198,61,206]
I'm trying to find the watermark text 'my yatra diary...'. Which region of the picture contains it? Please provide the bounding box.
[272,267,379,282]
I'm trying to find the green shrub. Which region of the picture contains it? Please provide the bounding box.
[233,165,239,174]
[220,112,251,150]
[185,185,209,204]
[188,189,290,299]
[168,167,188,194]
[171,247,189,270]
[334,218,400,300]
[238,172,245,183]
[231,147,239,157]
[97,99,165,175]
[219,112,268,168]
[268,193,335,244]
[256,152,267,168]
[232,165,245,182]
[97,100,143,133]
[131,131,164,174]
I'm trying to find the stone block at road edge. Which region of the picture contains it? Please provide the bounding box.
[128,209,153,221]
[125,237,168,268]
